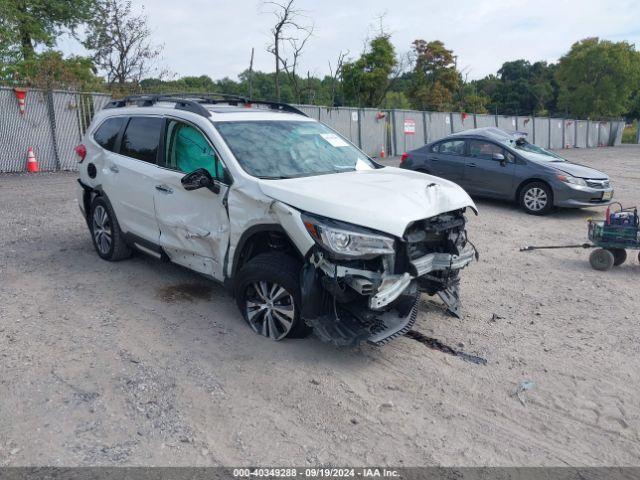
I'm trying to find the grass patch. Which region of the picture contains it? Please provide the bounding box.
[622,120,638,143]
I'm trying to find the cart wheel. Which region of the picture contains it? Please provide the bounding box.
[608,248,627,266]
[589,249,615,271]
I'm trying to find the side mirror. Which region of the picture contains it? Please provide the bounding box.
[181,168,219,193]
[492,152,508,166]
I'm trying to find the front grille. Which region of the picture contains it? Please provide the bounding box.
[586,179,610,189]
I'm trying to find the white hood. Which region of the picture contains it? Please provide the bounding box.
[258,167,476,237]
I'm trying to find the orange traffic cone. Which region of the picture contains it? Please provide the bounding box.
[26,147,39,173]
[380,145,385,158]
[14,88,27,115]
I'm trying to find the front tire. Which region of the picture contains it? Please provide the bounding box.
[234,253,311,340]
[89,196,132,261]
[519,182,553,215]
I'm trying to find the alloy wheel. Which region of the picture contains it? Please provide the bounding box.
[92,205,112,255]
[523,187,548,212]
[244,281,295,340]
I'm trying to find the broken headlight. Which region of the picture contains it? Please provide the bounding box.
[302,213,395,259]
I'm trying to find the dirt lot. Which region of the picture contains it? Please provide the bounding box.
[1,146,639,467]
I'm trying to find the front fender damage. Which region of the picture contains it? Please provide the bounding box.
[300,209,477,346]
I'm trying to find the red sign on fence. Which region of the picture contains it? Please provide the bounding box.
[404,119,416,135]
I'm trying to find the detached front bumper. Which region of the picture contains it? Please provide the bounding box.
[300,211,476,346]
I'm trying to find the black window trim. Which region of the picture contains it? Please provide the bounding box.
[160,115,233,186]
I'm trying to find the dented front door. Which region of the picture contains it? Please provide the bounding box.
[153,168,230,280]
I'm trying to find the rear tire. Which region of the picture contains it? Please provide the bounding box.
[519,182,553,215]
[89,196,132,261]
[234,253,311,340]
[609,248,627,266]
[589,248,614,271]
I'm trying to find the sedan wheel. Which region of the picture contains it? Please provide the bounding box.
[519,182,553,215]
[244,281,296,340]
[523,187,547,212]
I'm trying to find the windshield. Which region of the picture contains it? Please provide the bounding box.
[502,137,565,161]
[214,120,377,179]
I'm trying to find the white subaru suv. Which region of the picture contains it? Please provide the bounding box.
[76,94,477,346]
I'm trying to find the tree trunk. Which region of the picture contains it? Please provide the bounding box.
[18,15,35,60]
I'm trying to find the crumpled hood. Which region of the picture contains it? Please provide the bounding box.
[521,152,608,179]
[258,167,476,237]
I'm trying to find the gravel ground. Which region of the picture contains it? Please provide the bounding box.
[0,146,639,467]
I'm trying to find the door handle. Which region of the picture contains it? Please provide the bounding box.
[155,184,173,194]
[467,163,477,168]
[109,165,119,173]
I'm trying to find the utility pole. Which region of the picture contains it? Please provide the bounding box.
[249,47,255,100]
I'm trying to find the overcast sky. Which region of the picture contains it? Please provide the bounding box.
[57,0,640,81]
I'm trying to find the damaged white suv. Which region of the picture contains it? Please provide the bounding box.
[76,94,477,345]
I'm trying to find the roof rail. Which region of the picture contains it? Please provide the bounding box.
[104,92,308,118]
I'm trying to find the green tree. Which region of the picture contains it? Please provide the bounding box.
[341,34,397,107]
[555,38,640,118]
[457,83,489,113]
[472,60,556,115]
[408,40,459,111]
[380,91,410,109]
[0,0,93,60]
[83,0,164,86]
[0,50,101,89]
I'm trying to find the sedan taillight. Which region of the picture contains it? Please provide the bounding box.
[400,153,410,164]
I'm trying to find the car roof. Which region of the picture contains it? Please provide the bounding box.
[447,127,528,142]
[96,101,313,123]
[102,94,310,122]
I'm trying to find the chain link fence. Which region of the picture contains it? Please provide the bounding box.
[0,87,626,173]
[0,87,111,173]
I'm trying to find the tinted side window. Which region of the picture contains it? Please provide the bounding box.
[120,117,163,164]
[438,140,465,156]
[94,117,125,152]
[468,140,503,160]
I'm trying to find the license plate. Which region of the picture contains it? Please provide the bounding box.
[602,191,613,201]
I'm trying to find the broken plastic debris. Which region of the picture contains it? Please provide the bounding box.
[513,380,535,406]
